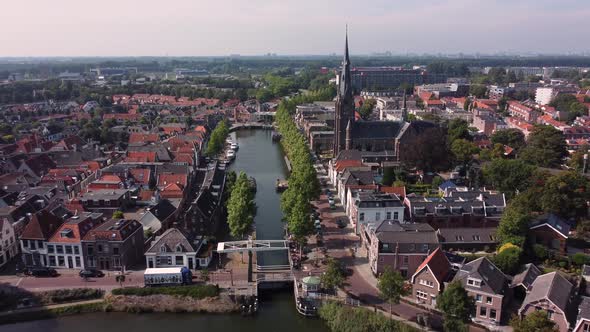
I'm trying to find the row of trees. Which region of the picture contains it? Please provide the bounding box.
[206,120,229,156]
[226,172,256,239]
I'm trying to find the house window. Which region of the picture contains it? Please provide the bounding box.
[87,245,94,255]
[400,269,408,278]
[58,256,65,267]
[486,296,492,305]
[402,256,409,266]
[359,213,365,222]
[56,245,63,254]
[49,256,56,266]
[98,245,103,253]
[74,246,80,255]
[386,212,391,220]
[475,294,482,302]
[37,240,43,248]
[490,309,497,321]
[547,311,554,320]
[113,257,121,268]
[47,245,54,254]
[467,278,481,287]
[479,306,487,317]
[376,212,381,221]
[22,240,28,248]
[420,279,434,288]
[75,256,81,268]
[65,246,72,254]
[113,247,119,255]
[583,323,590,332]
[30,241,36,250]
[416,290,428,299]
[393,212,399,220]
[88,256,96,267]
[160,245,166,253]
[175,256,183,265]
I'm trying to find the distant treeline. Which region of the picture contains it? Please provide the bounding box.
[3,56,590,78]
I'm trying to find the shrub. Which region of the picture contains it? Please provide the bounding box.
[498,242,518,253]
[318,301,418,332]
[40,288,104,305]
[494,247,522,275]
[572,253,590,266]
[532,244,548,261]
[111,285,218,299]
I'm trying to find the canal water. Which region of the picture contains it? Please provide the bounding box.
[4,129,328,332]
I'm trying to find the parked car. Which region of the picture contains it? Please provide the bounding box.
[29,267,58,277]
[328,198,335,205]
[336,219,347,228]
[79,269,105,278]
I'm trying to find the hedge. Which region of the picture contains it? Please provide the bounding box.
[111,285,219,299]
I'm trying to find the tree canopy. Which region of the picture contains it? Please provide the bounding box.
[520,125,566,168]
[436,281,475,332]
[510,310,558,332]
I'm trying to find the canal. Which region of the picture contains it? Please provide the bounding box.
[4,129,328,332]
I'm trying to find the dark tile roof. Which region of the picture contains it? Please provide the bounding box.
[351,121,404,139]
[20,210,65,240]
[511,263,541,290]
[412,248,451,287]
[437,228,498,244]
[453,257,508,295]
[530,214,571,238]
[355,192,403,208]
[146,228,197,253]
[520,272,572,313]
[577,296,590,325]
[371,220,439,253]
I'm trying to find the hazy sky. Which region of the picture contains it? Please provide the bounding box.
[0,0,588,56]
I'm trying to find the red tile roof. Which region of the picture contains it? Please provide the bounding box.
[129,168,151,185]
[157,173,187,188]
[20,210,65,240]
[129,133,159,144]
[126,151,157,162]
[335,160,364,172]
[379,186,406,197]
[48,215,99,243]
[411,248,450,290]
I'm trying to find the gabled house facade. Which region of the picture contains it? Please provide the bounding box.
[410,248,451,307]
[145,228,210,270]
[20,210,65,267]
[0,219,18,268]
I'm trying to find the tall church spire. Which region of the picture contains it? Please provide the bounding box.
[339,26,352,100]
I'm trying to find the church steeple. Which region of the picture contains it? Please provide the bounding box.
[401,92,408,122]
[334,27,356,158]
[339,26,353,100]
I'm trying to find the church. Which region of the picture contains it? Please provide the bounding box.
[333,31,440,163]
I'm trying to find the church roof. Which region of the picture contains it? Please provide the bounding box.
[351,121,405,139]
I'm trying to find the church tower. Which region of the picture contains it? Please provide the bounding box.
[333,28,355,157]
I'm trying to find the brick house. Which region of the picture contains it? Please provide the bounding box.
[46,212,104,269]
[518,272,573,332]
[452,257,510,325]
[350,191,405,235]
[0,219,18,268]
[362,220,440,278]
[410,248,451,308]
[529,214,570,256]
[20,210,65,267]
[82,218,144,271]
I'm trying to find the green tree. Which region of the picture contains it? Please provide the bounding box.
[381,167,395,186]
[321,258,345,291]
[520,125,567,168]
[493,246,522,275]
[112,210,124,219]
[206,120,229,156]
[491,128,526,151]
[482,159,536,199]
[451,139,479,166]
[510,310,558,332]
[568,145,589,171]
[437,281,475,332]
[377,267,408,318]
[496,201,531,246]
[227,172,256,239]
[538,171,590,219]
[447,119,472,143]
[469,85,487,98]
[359,99,377,120]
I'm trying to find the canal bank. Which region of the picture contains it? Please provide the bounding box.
[3,129,328,332]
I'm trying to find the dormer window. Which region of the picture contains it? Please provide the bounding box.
[467,278,481,287]
[60,229,73,238]
[160,245,166,253]
[175,244,183,252]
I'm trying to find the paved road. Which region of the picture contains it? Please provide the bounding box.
[0,270,144,292]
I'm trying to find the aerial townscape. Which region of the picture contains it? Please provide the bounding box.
[2,2,590,332]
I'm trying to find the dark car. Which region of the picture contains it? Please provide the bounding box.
[29,267,58,277]
[79,269,104,278]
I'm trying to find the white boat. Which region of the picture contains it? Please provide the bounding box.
[230,143,239,150]
[226,150,236,159]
